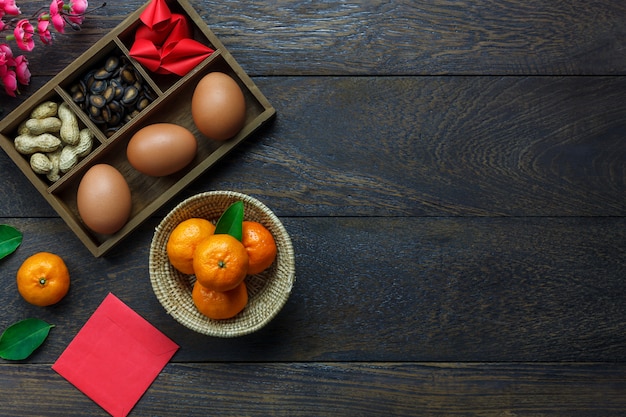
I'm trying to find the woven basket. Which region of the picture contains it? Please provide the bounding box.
[149,191,295,337]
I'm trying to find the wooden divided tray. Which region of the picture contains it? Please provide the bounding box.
[0,0,275,257]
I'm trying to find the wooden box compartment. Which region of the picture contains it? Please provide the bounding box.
[0,0,275,256]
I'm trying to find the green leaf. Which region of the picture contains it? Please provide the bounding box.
[214,201,244,241]
[0,318,54,360]
[0,225,22,260]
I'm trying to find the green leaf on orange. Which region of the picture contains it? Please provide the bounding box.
[0,318,54,361]
[214,201,244,241]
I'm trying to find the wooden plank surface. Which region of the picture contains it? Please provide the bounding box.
[2,76,625,217]
[1,362,625,416]
[0,216,624,363]
[4,0,626,77]
[0,0,625,415]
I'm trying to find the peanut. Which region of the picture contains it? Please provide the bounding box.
[46,149,62,183]
[29,153,53,175]
[15,133,62,154]
[59,128,94,173]
[30,101,58,119]
[58,103,80,145]
[24,117,62,135]
[17,120,30,135]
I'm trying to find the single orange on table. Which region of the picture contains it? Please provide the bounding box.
[242,221,277,275]
[16,252,70,306]
[192,280,248,320]
[166,218,216,274]
[193,233,249,292]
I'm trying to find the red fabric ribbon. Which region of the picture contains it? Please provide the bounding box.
[129,0,214,76]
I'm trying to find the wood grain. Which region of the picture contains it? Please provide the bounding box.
[0,216,623,363]
[0,0,624,415]
[198,0,626,76]
[6,0,626,78]
[2,77,624,217]
[1,362,625,416]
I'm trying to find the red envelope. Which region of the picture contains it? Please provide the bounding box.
[52,293,179,417]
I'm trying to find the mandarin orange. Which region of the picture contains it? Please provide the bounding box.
[241,221,277,275]
[192,280,248,320]
[16,252,70,306]
[193,233,249,291]
[166,218,215,274]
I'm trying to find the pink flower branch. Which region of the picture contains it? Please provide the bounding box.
[0,0,105,96]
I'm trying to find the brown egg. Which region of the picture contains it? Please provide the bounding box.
[127,123,197,176]
[77,164,132,235]
[191,72,246,141]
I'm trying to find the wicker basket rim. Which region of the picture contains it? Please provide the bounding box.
[149,191,295,337]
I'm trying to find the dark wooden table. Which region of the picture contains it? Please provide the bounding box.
[1,0,625,415]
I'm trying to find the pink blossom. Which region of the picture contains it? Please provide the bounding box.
[37,15,53,44]
[14,55,30,85]
[0,43,15,95]
[13,19,35,52]
[0,54,7,78]
[0,0,21,15]
[0,43,14,83]
[1,0,102,96]
[70,0,88,14]
[2,69,17,96]
[68,0,88,24]
[49,0,66,33]
[0,43,13,60]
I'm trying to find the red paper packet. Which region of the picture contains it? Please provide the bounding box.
[52,293,179,417]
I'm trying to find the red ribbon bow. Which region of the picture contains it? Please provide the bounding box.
[129,0,214,76]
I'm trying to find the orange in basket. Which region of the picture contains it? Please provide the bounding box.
[193,234,249,292]
[241,221,277,275]
[166,218,215,275]
[192,280,248,320]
